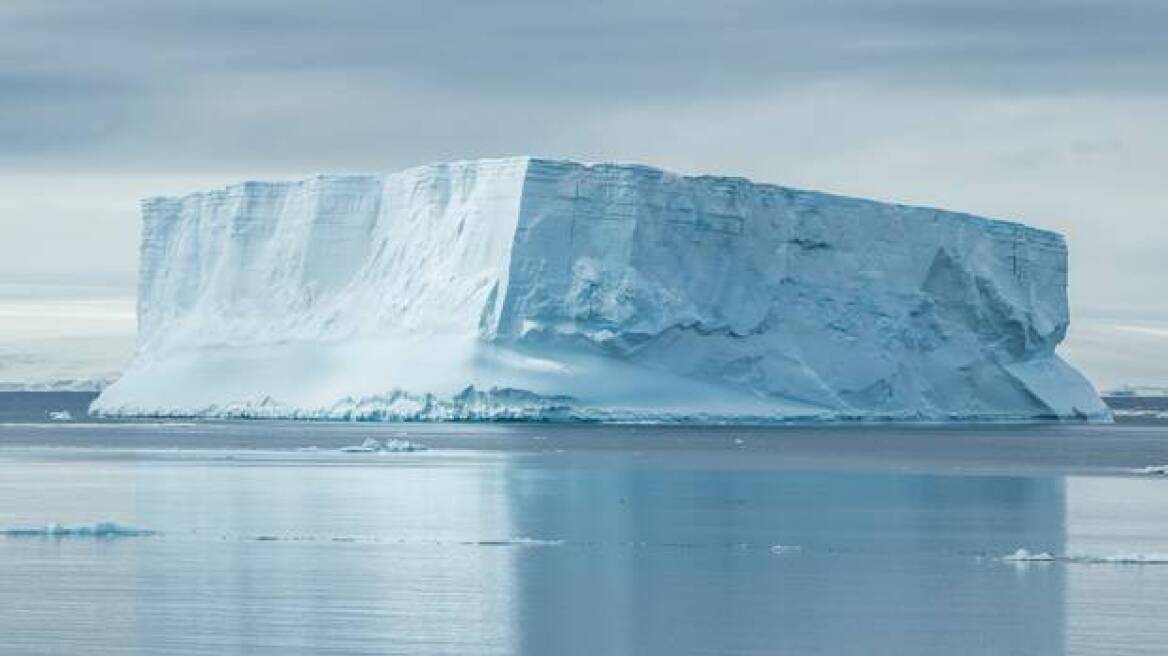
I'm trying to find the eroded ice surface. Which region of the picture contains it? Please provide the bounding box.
[92,158,1107,421]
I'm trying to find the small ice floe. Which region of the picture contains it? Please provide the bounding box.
[248,534,321,542]
[47,410,73,421]
[1002,548,1056,562]
[769,544,802,554]
[471,537,565,547]
[1,522,156,538]
[1132,465,1168,475]
[339,437,428,453]
[339,438,383,453]
[383,438,426,452]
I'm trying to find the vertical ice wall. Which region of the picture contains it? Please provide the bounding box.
[492,159,1105,419]
[136,159,528,353]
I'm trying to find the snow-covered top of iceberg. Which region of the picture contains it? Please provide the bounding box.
[144,155,1062,239]
[94,157,1108,422]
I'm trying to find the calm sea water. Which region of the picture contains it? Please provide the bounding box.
[2,393,1167,655]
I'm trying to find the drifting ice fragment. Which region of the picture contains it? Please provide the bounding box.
[383,438,427,452]
[472,537,565,547]
[339,438,428,453]
[339,438,382,453]
[1002,548,1056,562]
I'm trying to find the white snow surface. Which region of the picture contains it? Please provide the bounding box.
[92,157,1108,422]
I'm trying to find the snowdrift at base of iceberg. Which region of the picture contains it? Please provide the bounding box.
[92,157,1110,423]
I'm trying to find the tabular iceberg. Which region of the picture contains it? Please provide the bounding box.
[91,157,1109,422]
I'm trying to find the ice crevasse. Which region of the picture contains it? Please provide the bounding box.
[91,157,1110,422]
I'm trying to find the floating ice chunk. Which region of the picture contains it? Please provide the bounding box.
[1133,465,1168,475]
[383,438,427,452]
[769,544,802,554]
[508,537,564,547]
[472,537,564,547]
[1002,548,1055,562]
[339,438,382,453]
[1,522,156,538]
[47,410,73,421]
[339,437,427,452]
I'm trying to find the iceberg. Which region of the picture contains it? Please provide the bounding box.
[91,157,1108,422]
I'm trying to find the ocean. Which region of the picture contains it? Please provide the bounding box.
[2,392,1167,655]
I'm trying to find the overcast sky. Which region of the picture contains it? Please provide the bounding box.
[1,0,1165,387]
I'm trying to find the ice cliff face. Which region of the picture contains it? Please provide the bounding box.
[92,157,1109,421]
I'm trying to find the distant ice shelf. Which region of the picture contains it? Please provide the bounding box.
[91,157,1109,423]
[0,377,115,392]
[1,522,156,538]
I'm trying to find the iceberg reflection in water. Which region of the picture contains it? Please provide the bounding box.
[2,422,1167,654]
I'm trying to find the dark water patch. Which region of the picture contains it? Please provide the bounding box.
[0,391,99,423]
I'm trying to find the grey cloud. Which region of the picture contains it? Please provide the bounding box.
[2,0,1166,170]
[1,0,1166,386]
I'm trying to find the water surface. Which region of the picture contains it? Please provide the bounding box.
[2,393,1166,655]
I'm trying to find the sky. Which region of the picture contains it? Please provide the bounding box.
[0,0,1165,389]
